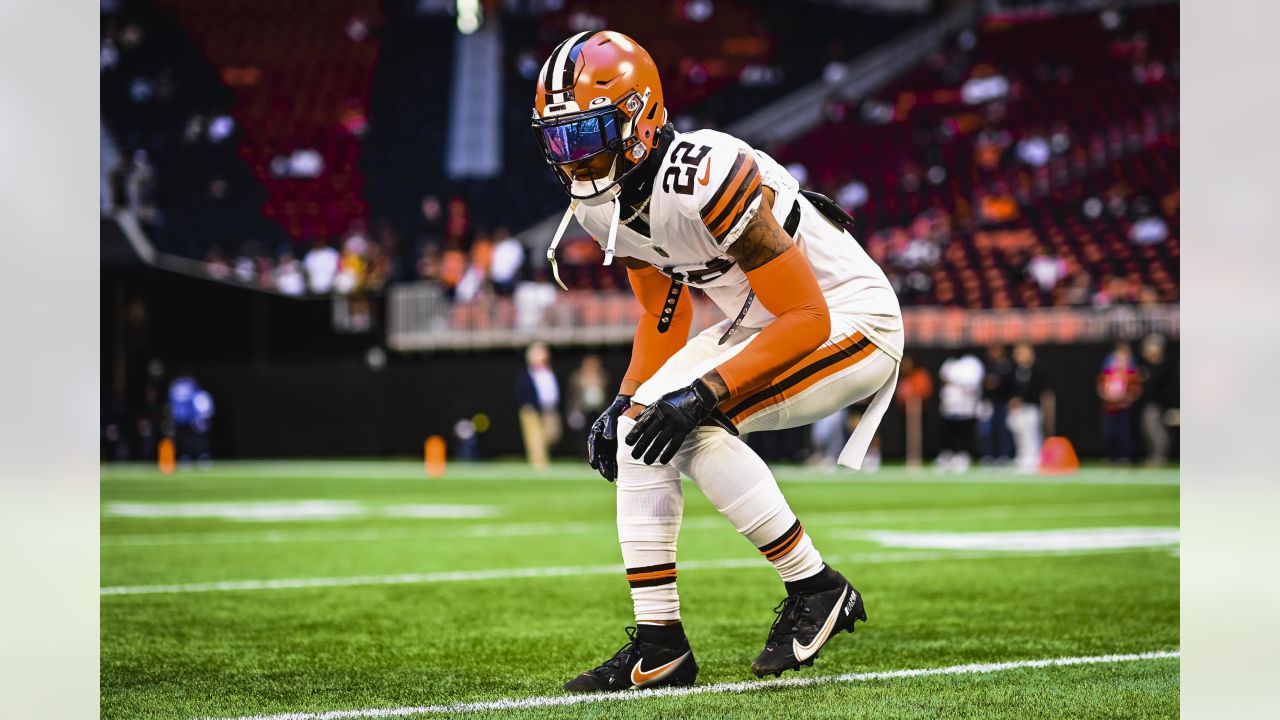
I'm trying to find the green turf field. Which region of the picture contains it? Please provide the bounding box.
[100,461,1179,719]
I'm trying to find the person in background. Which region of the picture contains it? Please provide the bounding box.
[894,356,933,467]
[1006,343,1052,473]
[937,350,984,472]
[1097,343,1141,464]
[566,354,610,434]
[489,227,525,295]
[980,344,1015,465]
[1138,333,1171,465]
[304,239,340,294]
[808,407,849,471]
[166,373,215,468]
[514,342,562,470]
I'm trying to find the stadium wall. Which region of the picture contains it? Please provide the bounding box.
[103,267,1177,462]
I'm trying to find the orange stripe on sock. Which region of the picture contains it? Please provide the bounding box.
[764,527,806,561]
[625,569,678,582]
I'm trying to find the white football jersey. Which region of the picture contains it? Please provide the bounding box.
[574,127,903,360]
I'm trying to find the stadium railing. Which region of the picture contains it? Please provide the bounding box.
[386,282,1178,352]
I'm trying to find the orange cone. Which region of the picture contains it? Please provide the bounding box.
[424,435,447,478]
[157,438,176,475]
[1039,436,1080,475]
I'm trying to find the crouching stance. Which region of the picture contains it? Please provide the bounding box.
[531,30,902,691]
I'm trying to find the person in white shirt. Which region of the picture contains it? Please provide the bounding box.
[304,241,340,294]
[490,229,526,294]
[937,351,984,472]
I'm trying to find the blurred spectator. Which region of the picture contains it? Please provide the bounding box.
[1025,247,1067,292]
[125,149,158,222]
[980,345,1014,464]
[1062,272,1093,306]
[513,270,558,331]
[490,228,525,295]
[1007,343,1051,473]
[566,354,610,432]
[1097,343,1141,463]
[1138,334,1171,465]
[417,244,443,283]
[1015,132,1050,167]
[977,183,1019,225]
[836,178,869,211]
[417,195,446,255]
[440,241,467,294]
[204,246,232,280]
[232,245,258,284]
[1129,213,1169,245]
[808,408,849,470]
[895,356,933,468]
[446,196,470,246]
[973,127,1011,171]
[304,240,340,294]
[274,247,305,296]
[167,373,215,468]
[455,260,485,303]
[937,350,984,472]
[514,343,561,471]
[135,379,163,462]
[334,232,370,295]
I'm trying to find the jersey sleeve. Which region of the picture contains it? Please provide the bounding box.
[696,143,764,248]
[661,132,764,249]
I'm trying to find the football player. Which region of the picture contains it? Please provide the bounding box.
[531,31,903,692]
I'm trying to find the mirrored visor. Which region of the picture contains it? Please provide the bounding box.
[537,109,622,164]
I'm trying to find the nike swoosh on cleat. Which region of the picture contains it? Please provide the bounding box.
[698,162,711,186]
[792,586,849,663]
[630,651,691,688]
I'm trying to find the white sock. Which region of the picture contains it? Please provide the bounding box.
[673,427,825,583]
[616,415,683,621]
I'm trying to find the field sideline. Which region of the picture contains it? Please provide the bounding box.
[101,461,1179,719]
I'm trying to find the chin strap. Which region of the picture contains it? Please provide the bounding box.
[604,196,620,266]
[546,199,580,291]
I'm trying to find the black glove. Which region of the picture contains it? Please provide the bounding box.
[625,380,739,466]
[587,394,631,481]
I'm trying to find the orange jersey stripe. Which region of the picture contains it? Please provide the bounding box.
[707,173,762,240]
[700,152,761,243]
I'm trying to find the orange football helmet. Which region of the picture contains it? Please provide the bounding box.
[531,30,667,201]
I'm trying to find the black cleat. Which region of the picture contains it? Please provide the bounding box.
[750,573,866,678]
[563,626,698,693]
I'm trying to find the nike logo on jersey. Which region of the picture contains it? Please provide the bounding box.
[697,161,711,186]
[792,586,849,662]
[630,651,691,687]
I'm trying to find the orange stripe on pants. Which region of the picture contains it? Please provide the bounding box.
[725,334,877,425]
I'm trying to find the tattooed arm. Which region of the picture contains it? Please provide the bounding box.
[700,187,831,402]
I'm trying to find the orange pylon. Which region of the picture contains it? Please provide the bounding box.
[424,435,446,477]
[1039,436,1080,475]
[158,438,176,475]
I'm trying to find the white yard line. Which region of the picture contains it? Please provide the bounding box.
[199,649,1180,719]
[846,526,1179,552]
[102,500,1176,547]
[100,546,1171,596]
